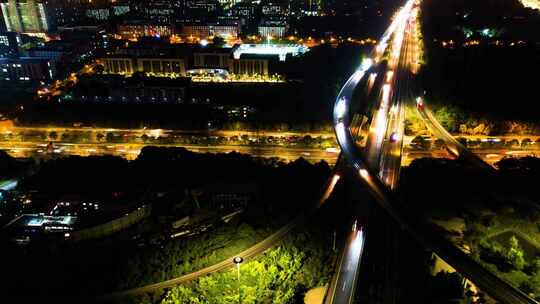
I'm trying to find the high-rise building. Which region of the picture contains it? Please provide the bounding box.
[130,0,182,23]
[0,0,52,33]
[184,0,221,17]
[0,31,20,57]
[144,0,177,23]
[85,8,110,20]
[261,0,288,16]
[0,4,6,31]
[0,57,54,82]
[258,17,288,38]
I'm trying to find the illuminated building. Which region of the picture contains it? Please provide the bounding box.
[97,43,288,81]
[0,0,51,33]
[0,31,20,58]
[231,2,257,22]
[112,4,130,16]
[49,0,86,26]
[216,0,240,9]
[117,21,176,39]
[182,22,241,39]
[184,0,220,16]
[261,0,287,16]
[49,0,129,26]
[258,17,288,38]
[193,48,231,69]
[57,24,106,50]
[99,56,186,76]
[99,57,135,74]
[76,75,190,103]
[0,57,54,82]
[0,4,5,31]
[137,57,186,75]
[85,8,110,20]
[229,56,269,76]
[143,0,177,24]
[232,44,308,62]
[27,40,72,63]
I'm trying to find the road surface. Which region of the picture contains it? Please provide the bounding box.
[415,97,494,171]
[325,224,366,304]
[0,141,338,165]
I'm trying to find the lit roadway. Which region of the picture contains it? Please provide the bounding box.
[325,224,365,304]
[0,141,339,165]
[415,96,495,171]
[2,126,335,140]
[332,0,538,303]
[376,6,419,189]
[328,1,417,302]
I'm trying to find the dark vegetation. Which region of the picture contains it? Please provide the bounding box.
[400,156,540,218]
[0,148,331,299]
[0,150,29,180]
[400,156,540,298]
[419,0,540,129]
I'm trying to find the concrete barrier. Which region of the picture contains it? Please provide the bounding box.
[70,205,151,241]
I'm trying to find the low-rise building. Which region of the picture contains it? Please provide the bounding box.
[193,47,231,69]
[74,74,190,103]
[181,22,241,39]
[99,56,186,76]
[117,21,176,39]
[229,55,269,76]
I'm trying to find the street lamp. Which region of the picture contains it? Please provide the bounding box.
[233,256,244,303]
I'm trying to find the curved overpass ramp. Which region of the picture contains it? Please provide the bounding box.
[332,1,538,303]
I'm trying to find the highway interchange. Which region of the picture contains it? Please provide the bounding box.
[332,0,539,303]
[3,1,540,303]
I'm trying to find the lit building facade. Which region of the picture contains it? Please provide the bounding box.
[231,3,257,22]
[143,0,177,24]
[258,17,288,38]
[261,0,287,16]
[258,24,287,38]
[182,23,240,38]
[117,22,176,39]
[75,75,190,104]
[184,0,220,15]
[85,8,110,20]
[193,50,230,69]
[228,58,269,76]
[99,57,186,76]
[0,0,51,33]
[0,31,20,57]
[0,57,54,82]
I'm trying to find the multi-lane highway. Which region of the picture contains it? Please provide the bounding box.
[328,1,417,302]
[332,0,539,302]
[0,141,339,164]
[325,223,365,304]
[376,4,421,189]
